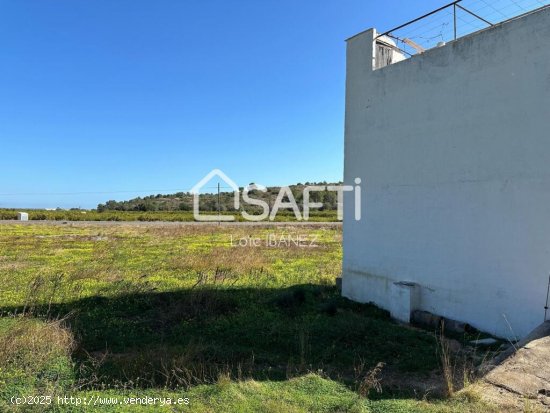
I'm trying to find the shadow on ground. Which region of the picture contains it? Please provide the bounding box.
[0,284,441,396]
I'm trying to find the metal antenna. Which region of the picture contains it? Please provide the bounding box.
[545,274,550,322]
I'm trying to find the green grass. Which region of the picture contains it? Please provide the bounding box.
[67,375,493,413]
[0,369,493,412]
[0,223,496,412]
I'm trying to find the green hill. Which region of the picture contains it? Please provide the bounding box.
[97,182,342,213]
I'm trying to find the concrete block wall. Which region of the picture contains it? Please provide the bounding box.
[342,7,550,339]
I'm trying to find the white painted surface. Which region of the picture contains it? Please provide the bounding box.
[389,282,420,323]
[342,8,550,339]
[17,212,29,221]
[374,36,406,70]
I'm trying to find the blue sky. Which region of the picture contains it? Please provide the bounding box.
[0,0,448,208]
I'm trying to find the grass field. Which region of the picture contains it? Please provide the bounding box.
[0,223,497,412]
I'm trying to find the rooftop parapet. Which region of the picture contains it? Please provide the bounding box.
[351,0,550,70]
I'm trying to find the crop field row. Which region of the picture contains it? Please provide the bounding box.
[0,209,339,222]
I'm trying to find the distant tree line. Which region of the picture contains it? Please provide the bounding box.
[97,182,342,213]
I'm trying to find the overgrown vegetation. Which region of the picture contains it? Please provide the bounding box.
[0,209,338,222]
[96,182,342,212]
[0,223,497,412]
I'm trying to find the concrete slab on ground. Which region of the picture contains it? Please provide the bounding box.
[475,321,550,412]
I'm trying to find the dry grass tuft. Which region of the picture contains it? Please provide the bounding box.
[354,359,385,397]
[0,316,75,373]
[436,328,456,397]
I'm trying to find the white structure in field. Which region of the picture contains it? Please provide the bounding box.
[17,212,29,221]
[342,7,550,339]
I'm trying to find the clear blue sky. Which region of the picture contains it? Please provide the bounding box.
[0,0,447,208]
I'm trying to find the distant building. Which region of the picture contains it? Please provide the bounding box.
[342,6,550,339]
[17,212,28,221]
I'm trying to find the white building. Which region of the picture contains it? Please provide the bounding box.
[17,212,29,221]
[342,6,550,339]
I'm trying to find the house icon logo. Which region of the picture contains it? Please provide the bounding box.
[190,169,362,223]
[190,169,240,221]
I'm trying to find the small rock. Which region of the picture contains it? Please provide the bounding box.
[470,338,498,346]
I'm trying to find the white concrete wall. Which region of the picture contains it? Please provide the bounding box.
[342,8,550,339]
